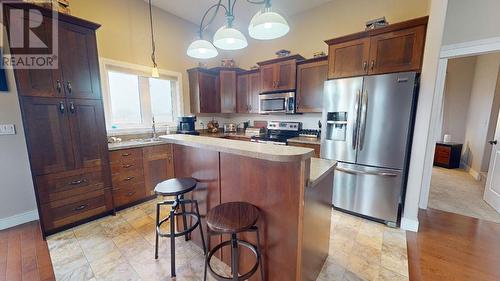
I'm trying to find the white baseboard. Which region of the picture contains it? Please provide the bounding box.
[400,217,419,232]
[0,209,39,230]
[462,163,482,181]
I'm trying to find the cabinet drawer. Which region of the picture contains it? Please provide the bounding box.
[41,193,111,231]
[111,159,144,174]
[113,182,146,207]
[143,144,172,159]
[112,168,144,187]
[36,168,105,204]
[110,148,143,165]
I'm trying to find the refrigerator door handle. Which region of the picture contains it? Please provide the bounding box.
[358,89,369,150]
[335,166,398,177]
[352,89,361,150]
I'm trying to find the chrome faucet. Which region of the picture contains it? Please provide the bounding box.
[152,116,158,140]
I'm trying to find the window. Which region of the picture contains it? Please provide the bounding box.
[100,59,182,132]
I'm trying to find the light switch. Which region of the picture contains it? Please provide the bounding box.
[0,124,16,135]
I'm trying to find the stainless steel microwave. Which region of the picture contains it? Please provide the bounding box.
[259,92,296,114]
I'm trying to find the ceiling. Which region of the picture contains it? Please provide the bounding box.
[148,0,333,32]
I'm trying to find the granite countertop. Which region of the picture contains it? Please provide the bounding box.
[309,158,337,187]
[199,132,252,139]
[288,136,321,145]
[108,138,168,151]
[160,134,314,162]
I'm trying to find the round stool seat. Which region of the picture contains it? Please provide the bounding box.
[207,202,259,234]
[154,178,197,196]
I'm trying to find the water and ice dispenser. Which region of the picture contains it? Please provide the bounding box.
[326,112,347,141]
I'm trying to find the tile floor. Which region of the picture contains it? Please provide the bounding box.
[429,167,500,223]
[47,199,409,281]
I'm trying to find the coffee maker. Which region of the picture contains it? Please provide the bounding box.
[177,116,199,135]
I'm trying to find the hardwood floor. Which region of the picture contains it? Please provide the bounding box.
[407,208,500,281]
[0,221,55,281]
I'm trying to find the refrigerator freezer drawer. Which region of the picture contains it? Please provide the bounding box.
[333,162,402,224]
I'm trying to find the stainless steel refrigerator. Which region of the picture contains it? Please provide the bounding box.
[320,72,418,227]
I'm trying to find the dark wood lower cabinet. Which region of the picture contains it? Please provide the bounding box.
[110,144,174,209]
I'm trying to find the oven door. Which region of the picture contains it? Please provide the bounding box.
[259,92,295,114]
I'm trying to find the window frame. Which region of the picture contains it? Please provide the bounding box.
[99,58,184,135]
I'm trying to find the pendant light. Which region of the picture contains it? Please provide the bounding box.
[249,0,289,40]
[186,0,290,58]
[187,37,219,59]
[148,0,160,78]
[213,25,248,50]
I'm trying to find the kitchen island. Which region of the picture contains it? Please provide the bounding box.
[159,134,335,281]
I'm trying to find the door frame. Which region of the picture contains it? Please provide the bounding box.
[419,36,500,209]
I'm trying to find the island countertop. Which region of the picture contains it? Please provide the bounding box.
[160,134,314,162]
[309,158,337,187]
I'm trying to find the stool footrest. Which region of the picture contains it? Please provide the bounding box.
[157,212,201,238]
[206,238,260,281]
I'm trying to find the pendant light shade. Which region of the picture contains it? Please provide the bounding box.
[213,25,248,50]
[187,39,219,59]
[248,10,290,40]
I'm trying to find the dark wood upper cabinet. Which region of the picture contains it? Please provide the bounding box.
[327,38,370,79]
[248,72,261,113]
[4,9,63,98]
[258,55,304,93]
[188,68,220,114]
[219,70,237,113]
[276,60,297,91]
[58,21,102,99]
[67,99,108,169]
[237,70,260,114]
[325,16,428,79]
[21,97,75,176]
[236,74,249,113]
[296,57,328,113]
[368,25,426,75]
[260,64,275,93]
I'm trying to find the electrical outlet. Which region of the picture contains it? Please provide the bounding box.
[0,124,16,135]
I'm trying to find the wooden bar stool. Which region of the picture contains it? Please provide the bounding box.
[154,177,207,278]
[204,202,264,281]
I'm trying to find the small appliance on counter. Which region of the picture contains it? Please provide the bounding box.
[245,127,265,137]
[251,121,301,145]
[207,119,220,133]
[177,116,199,135]
[223,123,237,133]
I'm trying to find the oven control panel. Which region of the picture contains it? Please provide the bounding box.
[267,121,301,131]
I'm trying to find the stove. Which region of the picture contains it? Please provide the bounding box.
[251,121,301,145]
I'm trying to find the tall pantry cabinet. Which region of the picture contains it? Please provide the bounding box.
[4,3,113,236]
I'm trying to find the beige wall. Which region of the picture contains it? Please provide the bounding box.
[443,0,500,46]
[0,38,38,226]
[462,53,500,174]
[230,0,429,68]
[71,0,224,114]
[441,56,476,145]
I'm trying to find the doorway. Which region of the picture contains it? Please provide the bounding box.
[427,53,500,223]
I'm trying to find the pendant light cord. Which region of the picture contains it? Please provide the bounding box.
[149,0,157,68]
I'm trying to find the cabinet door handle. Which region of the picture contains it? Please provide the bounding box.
[121,153,131,157]
[66,81,72,94]
[124,176,135,181]
[59,101,65,114]
[126,191,136,197]
[370,60,375,71]
[56,80,62,93]
[73,204,88,211]
[69,179,87,186]
[69,102,75,113]
[363,61,367,71]
[122,164,133,168]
